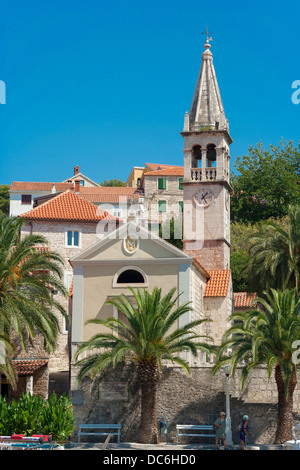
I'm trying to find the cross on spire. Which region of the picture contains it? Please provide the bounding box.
[202,26,213,44]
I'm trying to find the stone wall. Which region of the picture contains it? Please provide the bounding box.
[144,175,183,225]
[21,220,102,374]
[70,363,300,445]
[9,366,49,401]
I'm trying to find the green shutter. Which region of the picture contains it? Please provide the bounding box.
[158,178,166,190]
[179,201,183,212]
[67,231,72,246]
[158,200,167,213]
[179,178,183,190]
[73,231,79,246]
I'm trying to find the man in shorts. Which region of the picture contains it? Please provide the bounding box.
[214,411,226,450]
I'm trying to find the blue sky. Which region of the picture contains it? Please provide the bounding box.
[1,0,300,185]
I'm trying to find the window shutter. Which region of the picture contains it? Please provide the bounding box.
[158,178,166,190]
[158,200,167,213]
[67,231,73,246]
[73,231,79,246]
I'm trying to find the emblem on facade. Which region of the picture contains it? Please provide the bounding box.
[123,233,139,254]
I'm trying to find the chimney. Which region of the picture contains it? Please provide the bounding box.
[51,184,56,194]
[74,165,79,176]
[74,179,80,193]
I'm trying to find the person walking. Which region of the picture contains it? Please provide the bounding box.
[239,415,249,450]
[214,411,227,449]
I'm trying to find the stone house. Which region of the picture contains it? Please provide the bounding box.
[6,189,119,399]
[141,166,184,228]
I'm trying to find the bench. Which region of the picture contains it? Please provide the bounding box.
[176,425,215,443]
[78,424,121,443]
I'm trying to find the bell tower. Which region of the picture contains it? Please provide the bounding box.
[181,37,233,270]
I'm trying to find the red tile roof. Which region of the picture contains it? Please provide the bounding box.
[79,186,140,203]
[204,269,231,297]
[145,163,182,171]
[10,182,74,192]
[19,190,119,223]
[13,359,48,376]
[234,292,257,308]
[144,166,184,176]
[192,257,210,279]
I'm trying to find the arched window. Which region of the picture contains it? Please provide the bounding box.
[192,145,202,168]
[206,144,216,168]
[113,267,148,287]
[117,269,144,284]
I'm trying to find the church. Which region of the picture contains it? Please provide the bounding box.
[69,37,235,434]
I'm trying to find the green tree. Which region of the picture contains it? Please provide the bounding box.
[230,251,249,292]
[213,288,300,444]
[231,140,300,224]
[0,185,10,216]
[100,179,126,187]
[246,205,300,295]
[75,287,213,444]
[159,217,183,250]
[0,214,68,386]
[230,221,259,292]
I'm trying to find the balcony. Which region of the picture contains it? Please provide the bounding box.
[191,168,217,181]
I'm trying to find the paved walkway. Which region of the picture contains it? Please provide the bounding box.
[64,441,282,451]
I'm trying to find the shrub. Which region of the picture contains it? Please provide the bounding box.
[0,395,11,435]
[40,393,75,440]
[8,393,44,435]
[0,392,74,440]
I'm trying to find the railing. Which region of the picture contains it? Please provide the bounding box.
[191,168,217,181]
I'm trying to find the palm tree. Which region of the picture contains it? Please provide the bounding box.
[213,288,300,443]
[75,286,213,444]
[247,205,300,295]
[0,214,68,386]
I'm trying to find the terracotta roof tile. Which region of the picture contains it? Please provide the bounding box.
[204,269,231,297]
[145,163,181,171]
[13,359,48,376]
[10,182,74,192]
[234,292,257,308]
[144,166,184,176]
[19,190,119,223]
[79,187,140,203]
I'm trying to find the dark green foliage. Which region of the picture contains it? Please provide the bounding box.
[231,140,300,224]
[100,179,126,187]
[0,185,10,216]
[0,393,74,439]
[230,251,249,292]
[40,393,75,440]
[0,214,68,386]
[246,205,300,295]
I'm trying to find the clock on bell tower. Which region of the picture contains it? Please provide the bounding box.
[181,37,233,270]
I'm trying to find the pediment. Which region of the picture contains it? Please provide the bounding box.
[71,222,191,264]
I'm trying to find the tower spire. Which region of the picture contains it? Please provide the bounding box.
[187,36,228,132]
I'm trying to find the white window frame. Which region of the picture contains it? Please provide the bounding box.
[65,228,82,248]
[112,266,148,288]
